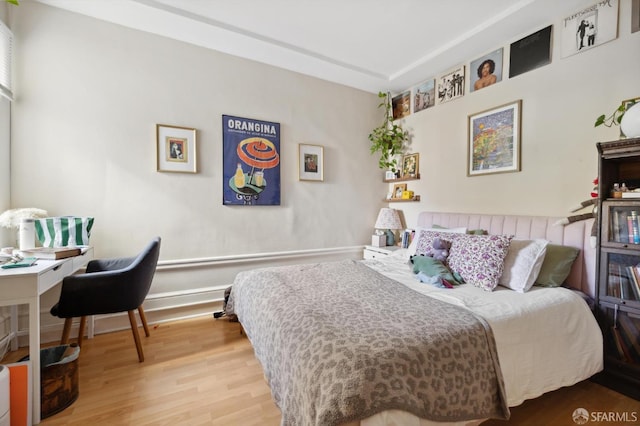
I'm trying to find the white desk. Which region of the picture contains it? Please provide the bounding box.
[0,247,93,424]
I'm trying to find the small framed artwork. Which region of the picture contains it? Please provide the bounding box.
[509,26,552,78]
[414,79,435,113]
[298,144,324,181]
[470,48,503,92]
[392,183,407,199]
[437,65,465,104]
[633,0,640,33]
[156,124,197,173]
[392,91,411,120]
[401,153,419,178]
[561,0,619,57]
[468,100,522,177]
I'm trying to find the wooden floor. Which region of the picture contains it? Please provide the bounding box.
[3,316,639,426]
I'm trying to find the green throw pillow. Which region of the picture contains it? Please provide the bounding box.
[410,255,464,285]
[534,244,580,287]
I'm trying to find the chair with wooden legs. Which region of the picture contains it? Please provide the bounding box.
[50,237,161,362]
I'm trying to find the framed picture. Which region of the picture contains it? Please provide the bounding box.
[509,26,552,78]
[392,91,411,120]
[392,183,407,199]
[437,65,465,104]
[561,0,619,57]
[633,0,640,33]
[156,124,197,173]
[401,153,419,178]
[222,115,281,205]
[413,79,435,113]
[468,100,522,177]
[470,48,503,92]
[298,144,324,181]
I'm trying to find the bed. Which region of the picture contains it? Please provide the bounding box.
[227,212,603,426]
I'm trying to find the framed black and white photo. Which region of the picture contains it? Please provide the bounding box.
[437,66,465,104]
[509,26,552,78]
[298,144,324,181]
[156,124,197,173]
[561,0,619,57]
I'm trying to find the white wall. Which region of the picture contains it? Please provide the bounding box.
[6,1,383,341]
[393,0,640,228]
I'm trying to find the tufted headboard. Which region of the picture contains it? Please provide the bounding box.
[416,212,597,297]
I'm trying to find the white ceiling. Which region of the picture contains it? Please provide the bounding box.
[35,0,594,93]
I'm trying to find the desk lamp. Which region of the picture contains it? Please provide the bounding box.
[374,208,402,246]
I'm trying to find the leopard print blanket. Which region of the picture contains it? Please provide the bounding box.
[228,260,509,426]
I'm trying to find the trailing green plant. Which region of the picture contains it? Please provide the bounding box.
[368,91,407,172]
[595,99,637,128]
[4,0,19,5]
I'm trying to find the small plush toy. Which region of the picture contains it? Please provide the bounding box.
[431,237,451,262]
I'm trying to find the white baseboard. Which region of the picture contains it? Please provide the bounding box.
[11,245,364,347]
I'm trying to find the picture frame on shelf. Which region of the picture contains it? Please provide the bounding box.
[298,143,324,181]
[468,100,521,177]
[156,124,197,173]
[392,183,407,199]
[401,153,419,178]
[385,171,397,180]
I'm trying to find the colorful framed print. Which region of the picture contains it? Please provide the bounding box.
[392,91,411,120]
[156,124,197,173]
[414,79,435,113]
[561,0,619,57]
[468,100,522,177]
[222,115,281,205]
[401,153,419,178]
[298,144,324,181]
[470,48,503,92]
[509,26,552,78]
[392,183,407,199]
[437,66,465,104]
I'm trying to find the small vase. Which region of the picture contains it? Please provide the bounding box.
[621,102,640,138]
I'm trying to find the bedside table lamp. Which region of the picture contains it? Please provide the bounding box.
[374,208,402,246]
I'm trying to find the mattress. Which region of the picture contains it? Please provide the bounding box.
[354,249,603,426]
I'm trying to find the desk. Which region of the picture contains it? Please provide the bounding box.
[0,247,93,425]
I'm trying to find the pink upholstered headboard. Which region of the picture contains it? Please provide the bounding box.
[416,212,597,297]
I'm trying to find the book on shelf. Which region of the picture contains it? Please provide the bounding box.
[621,191,640,198]
[18,246,81,260]
[630,211,640,244]
[618,314,640,362]
[611,326,633,362]
[627,266,640,300]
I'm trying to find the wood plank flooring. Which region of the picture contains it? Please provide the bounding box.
[2,316,639,425]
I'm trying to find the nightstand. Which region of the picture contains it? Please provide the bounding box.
[363,245,400,259]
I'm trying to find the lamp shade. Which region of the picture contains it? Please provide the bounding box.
[374,208,402,230]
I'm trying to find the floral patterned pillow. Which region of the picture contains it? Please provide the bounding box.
[413,230,463,257]
[447,234,514,291]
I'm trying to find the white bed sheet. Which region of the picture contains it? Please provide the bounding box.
[352,249,603,426]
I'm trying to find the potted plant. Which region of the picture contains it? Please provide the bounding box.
[594,98,639,136]
[368,92,408,176]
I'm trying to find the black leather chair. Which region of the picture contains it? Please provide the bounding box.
[50,237,161,362]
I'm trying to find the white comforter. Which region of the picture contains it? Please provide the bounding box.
[356,249,603,426]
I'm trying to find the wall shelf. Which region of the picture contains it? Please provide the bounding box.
[384,174,420,183]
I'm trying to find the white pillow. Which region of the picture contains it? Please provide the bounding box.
[407,226,467,256]
[499,239,549,293]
